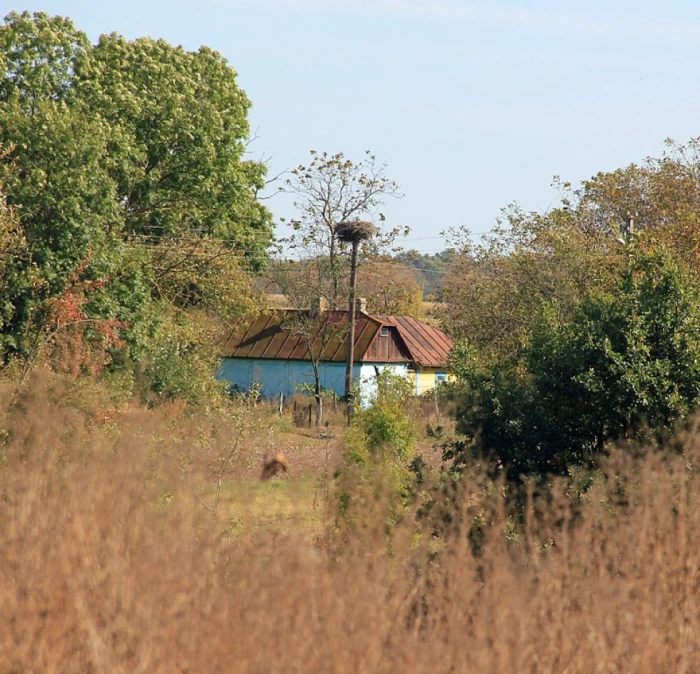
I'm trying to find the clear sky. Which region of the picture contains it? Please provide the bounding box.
[6,0,700,252]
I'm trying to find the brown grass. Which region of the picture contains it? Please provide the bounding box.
[1,372,699,672]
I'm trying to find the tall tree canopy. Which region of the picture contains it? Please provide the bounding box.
[0,11,88,109]
[0,10,272,259]
[0,11,270,398]
[442,137,700,365]
[73,33,271,251]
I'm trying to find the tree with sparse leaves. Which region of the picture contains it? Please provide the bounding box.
[273,150,404,421]
[279,150,404,309]
[271,258,349,431]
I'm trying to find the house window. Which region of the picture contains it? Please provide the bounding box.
[380,327,389,337]
[435,372,448,386]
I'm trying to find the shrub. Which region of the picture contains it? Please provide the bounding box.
[448,246,700,479]
[335,372,419,534]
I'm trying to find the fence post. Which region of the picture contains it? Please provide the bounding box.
[308,403,312,428]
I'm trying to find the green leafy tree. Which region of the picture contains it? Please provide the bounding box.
[0,162,41,360]
[0,11,89,111]
[0,102,119,287]
[449,247,700,478]
[0,11,269,392]
[73,34,272,260]
[0,9,273,267]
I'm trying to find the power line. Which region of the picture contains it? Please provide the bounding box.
[136,224,495,243]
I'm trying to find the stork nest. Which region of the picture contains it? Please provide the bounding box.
[336,219,376,243]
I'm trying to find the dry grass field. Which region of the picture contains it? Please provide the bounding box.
[1,372,699,673]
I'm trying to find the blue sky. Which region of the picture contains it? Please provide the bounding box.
[7,0,700,252]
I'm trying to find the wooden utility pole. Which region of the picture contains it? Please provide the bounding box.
[345,239,360,403]
[336,220,376,407]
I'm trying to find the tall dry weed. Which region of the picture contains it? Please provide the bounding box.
[1,373,699,672]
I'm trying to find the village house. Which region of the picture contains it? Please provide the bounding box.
[218,309,453,402]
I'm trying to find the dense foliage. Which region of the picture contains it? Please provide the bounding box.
[336,372,419,531]
[0,11,272,400]
[446,217,700,479]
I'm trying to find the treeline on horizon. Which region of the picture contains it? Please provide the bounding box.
[4,11,700,479]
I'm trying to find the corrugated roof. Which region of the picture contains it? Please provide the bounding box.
[221,310,382,363]
[223,310,454,368]
[374,315,453,368]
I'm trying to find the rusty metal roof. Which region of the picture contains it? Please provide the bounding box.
[222,310,454,368]
[374,315,453,368]
[221,310,383,362]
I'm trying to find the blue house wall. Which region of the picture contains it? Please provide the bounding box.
[218,358,362,399]
[218,358,415,406]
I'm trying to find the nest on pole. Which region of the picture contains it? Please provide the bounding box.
[336,220,376,244]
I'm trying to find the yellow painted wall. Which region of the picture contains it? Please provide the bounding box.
[415,367,450,396]
[407,370,416,391]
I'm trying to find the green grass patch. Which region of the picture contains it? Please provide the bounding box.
[217,477,323,537]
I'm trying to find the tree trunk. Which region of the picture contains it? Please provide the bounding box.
[312,358,323,432]
[315,391,323,432]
